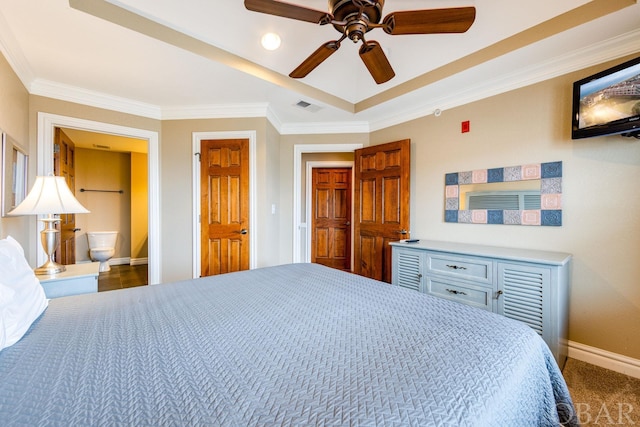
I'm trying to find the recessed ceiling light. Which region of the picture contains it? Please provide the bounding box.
[261,32,281,51]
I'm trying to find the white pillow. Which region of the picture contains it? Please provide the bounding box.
[0,236,48,350]
[0,306,6,351]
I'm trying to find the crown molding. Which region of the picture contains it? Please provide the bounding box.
[161,103,288,134]
[30,79,162,119]
[368,29,640,132]
[265,107,283,133]
[0,10,34,89]
[280,121,370,135]
[161,103,270,120]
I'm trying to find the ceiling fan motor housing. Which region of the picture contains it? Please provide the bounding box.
[330,0,384,41]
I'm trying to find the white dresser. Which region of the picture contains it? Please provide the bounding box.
[390,240,571,367]
[38,262,100,298]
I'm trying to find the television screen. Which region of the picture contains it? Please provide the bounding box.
[571,56,640,139]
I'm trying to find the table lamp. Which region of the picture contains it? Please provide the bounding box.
[8,175,89,275]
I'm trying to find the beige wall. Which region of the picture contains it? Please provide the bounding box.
[370,57,640,360]
[160,117,278,282]
[262,121,282,267]
[75,148,132,262]
[0,54,33,257]
[131,152,148,260]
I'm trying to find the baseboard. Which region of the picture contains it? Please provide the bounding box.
[568,340,640,379]
[81,257,147,266]
[109,257,130,266]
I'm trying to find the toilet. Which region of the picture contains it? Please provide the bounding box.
[87,231,118,272]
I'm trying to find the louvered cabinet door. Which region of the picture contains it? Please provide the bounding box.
[497,263,550,335]
[391,247,425,292]
[496,262,562,362]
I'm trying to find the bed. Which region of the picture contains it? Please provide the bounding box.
[0,238,578,426]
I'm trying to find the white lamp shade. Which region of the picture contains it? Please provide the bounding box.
[8,176,89,215]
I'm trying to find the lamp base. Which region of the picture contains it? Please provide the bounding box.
[34,259,66,276]
[35,214,66,276]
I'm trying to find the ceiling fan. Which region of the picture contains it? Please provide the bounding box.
[244,0,476,84]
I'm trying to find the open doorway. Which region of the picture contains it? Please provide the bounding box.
[57,127,149,290]
[293,143,363,264]
[305,156,354,270]
[37,113,161,285]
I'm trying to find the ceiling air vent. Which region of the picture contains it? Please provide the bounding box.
[294,100,322,113]
[92,144,111,150]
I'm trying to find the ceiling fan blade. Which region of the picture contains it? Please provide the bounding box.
[289,41,340,78]
[383,7,476,35]
[359,41,395,84]
[244,0,332,24]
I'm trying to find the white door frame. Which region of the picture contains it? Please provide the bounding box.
[293,143,362,263]
[306,161,354,265]
[192,131,257,278]
[37,112,161,284]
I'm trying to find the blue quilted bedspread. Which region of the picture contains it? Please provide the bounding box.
[0,263,578,426]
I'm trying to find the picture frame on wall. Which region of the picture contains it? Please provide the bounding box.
[1,131,28,217]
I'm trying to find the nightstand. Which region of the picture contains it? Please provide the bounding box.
[38,262,100,298]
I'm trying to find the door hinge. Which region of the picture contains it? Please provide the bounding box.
[195,152,201,162]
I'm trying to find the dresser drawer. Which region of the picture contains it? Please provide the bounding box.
[426,277,494,311]
[427,253,493,284]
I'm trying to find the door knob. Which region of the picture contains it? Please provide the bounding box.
[396,229,408,235]
[239,229,248,235]
[345,221,351,226]
[72,228,81,232]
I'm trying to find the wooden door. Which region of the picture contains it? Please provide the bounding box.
[354,139,410,283]
[311,167,352,271]
[53,128,77,265]
[200,139,250,276]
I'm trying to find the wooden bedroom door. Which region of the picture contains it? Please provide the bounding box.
[353,139,410,283]
[53,128,78,265]
[311,167,352,271]
[200,139,250,276]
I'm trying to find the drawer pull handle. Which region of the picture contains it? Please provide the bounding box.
[446,288,467,296]
[446,264,467,270]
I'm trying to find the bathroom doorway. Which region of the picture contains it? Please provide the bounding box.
[37,113,161,285]
[57,127,149,277]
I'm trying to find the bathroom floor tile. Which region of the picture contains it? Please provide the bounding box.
[98,264,147,292]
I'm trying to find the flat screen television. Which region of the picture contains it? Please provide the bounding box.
[571,55,640,139]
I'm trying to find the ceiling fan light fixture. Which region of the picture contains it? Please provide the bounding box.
[246,0,476,82]
[261,32,281,50]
